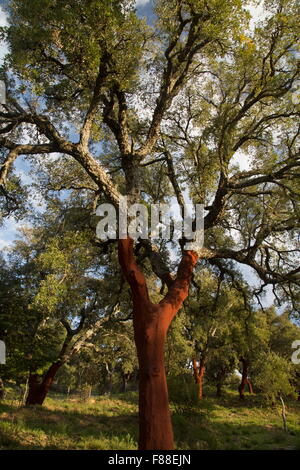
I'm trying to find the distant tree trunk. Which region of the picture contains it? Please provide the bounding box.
[25,321,92,405]
[122,376,127,393]
[22,377,29,405]
[192,357,206,399]
[238,358,252,399]
[86,384,92,400]
[122,372,131,393]
[26,362,61,405]
[104,363,114,395]
[0,378,5,400]
[216,381,222,397]
[216,367,227,397]
[105,375,113,394]
[280,396,288,432]
[247,379,253,394]
[119,238,197,450]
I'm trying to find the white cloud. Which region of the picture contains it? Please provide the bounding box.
[135,0,150,6]
[230,149,252,173]
[0,6,8,27]
[0,218,24,251]
[0,6,8,64]
[246,1,269,31]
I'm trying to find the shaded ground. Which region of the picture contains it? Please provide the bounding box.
[0,387,299,450]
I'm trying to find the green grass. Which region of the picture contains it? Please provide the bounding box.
[0,387,299,450]
[171,388,300,450]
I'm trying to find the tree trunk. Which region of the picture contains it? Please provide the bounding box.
[0,378,5,400]
[26,362,61,405]
[192,357,205,399]
[216,367,227,397]
[122,376,127,393]
[238,358,252,400]
[119,238,197,450]
[25,321,84,406]
[247,379,253,394]
[134,310,173,450]
[122,373,131,393]
[216,381,222,397]
[22,377,29,405]
[105,370,113,395]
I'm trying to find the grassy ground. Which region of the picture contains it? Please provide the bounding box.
[0,386,299,450]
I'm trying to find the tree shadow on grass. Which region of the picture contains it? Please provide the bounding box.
[174,419,300,450]
[0,401,139,450]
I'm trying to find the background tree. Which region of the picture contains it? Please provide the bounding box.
[184,267,239,399]
[230,306,270,399]
[1,208,122,405]
[252,351,296,404]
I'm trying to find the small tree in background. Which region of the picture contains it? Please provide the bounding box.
[252,351,296,404]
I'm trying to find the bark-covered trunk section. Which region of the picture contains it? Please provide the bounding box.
[26,362,61,405]
[119,237,197,450]
[192,357,205,399]
[238,358,252,400]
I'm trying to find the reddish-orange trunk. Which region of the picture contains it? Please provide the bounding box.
[238,358,252,400]
[193,358,205,399]
[118,238,197,450]
[247,379,253,394]
[26,362,61,405]
[134,306,173,449]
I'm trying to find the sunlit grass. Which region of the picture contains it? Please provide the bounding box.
[0,386,299,450]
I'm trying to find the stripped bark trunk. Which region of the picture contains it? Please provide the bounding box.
[192,357,206,399]
[238,358,252,400]
[247,379,253,394]
[119,237,197,450]
[26,362,61,405]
